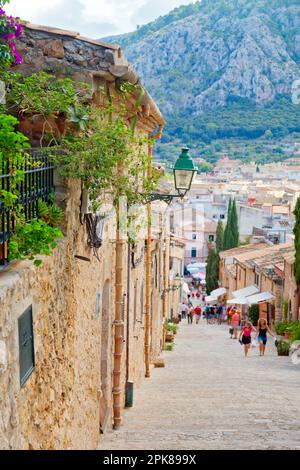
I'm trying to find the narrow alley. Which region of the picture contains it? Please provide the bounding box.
[101,321,300,450]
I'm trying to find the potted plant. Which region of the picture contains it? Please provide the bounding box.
[166,322,178,335]
[165,331,174,343]
[275,321,289,337]
[276,339,290,356]
[165,342,174,352]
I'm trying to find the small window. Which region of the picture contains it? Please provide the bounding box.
[212,215,218,219]
[18,306,35,387]
[220,214,225,220]
[208,235,214,242]
[254,273,260,287]
[170,213,175,233]
[191,248,197,258]
[192,233,197,240]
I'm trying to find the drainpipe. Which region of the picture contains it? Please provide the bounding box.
[145,144,152,378]
[113,164,126,429]
[162,236,170,347]
[145,125,164,378]
[125,241,132,406]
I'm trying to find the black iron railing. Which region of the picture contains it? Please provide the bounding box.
[0,149,55,266]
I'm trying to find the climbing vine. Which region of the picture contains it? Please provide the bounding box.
[0,62,161,263]
[0,1,23,67]
[55,109,160,211]
[0,114,64,266]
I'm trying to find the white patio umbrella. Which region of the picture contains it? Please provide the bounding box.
[186,262,207,270]
[186,267,200,274]
[227,297,249,305]
[192,272,206,280]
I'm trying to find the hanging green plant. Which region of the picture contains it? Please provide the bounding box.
[8,219,63,267]
[54,106,161,211]
[8,199,64,266]
[0,70,92,145]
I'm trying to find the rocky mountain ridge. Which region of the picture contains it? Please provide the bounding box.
[104,0,300,161]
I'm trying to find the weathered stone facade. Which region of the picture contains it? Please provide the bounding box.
[283,252,299,322]
[0,24,184,450]
[0,174,116,449]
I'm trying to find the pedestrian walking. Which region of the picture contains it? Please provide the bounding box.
[255,318,275,356]
[217,304,223,324]
[239,321,256,357]
[194,305,202,324]
[231,307,240,339]
[227,306,233,325]
[180,302,189,320]
[187,307,194,324]
[204,304,210,323]
[187,294,193,308]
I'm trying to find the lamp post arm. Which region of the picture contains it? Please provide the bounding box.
[140,192,187,205]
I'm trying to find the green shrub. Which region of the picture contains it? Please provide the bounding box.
[275,321,300,339]
[166,322,178,334]
[290,324,300,342]
[248,304,259,326]
[276,339,290,355]
[165,342,174,351]
[275,321,289,336]
[282,299,288,322]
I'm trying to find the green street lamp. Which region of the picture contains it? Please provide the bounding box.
[173,147,197,197]
[146,147,197,204]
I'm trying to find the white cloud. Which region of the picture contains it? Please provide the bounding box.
[6,0,195,38]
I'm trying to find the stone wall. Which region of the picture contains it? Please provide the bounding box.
[0,173,116,449]
[15,25,120,81]
[284,261,298,321]
[0,22,169,450]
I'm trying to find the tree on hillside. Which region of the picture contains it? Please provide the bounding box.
[223,198,239,250]
[206,248,219,295]
[293,196,300,316]
[216,220,224,253]
[223,198,232,250]
[231,199,239,247]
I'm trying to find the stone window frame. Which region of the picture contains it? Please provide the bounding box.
[18,305,35,387]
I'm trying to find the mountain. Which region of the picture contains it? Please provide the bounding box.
[104,0,300,164]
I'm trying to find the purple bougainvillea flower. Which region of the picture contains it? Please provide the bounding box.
[13,50,22,65]
[0,8,23,66]
[15,24,23,38]
[8,41,16,53]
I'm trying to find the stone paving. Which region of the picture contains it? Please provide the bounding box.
[100,320,300,450]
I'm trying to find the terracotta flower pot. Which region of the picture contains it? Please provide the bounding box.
[284,330,291,340]
[18,112,69,147]
[277,351,289,357]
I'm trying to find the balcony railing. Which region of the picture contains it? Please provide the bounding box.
[0,149,55,266]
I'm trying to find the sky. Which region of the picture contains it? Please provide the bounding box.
[7,0,195,39]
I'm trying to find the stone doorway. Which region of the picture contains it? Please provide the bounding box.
[100,280,111,433]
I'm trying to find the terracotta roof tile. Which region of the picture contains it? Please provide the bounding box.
[219,243,268,259]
